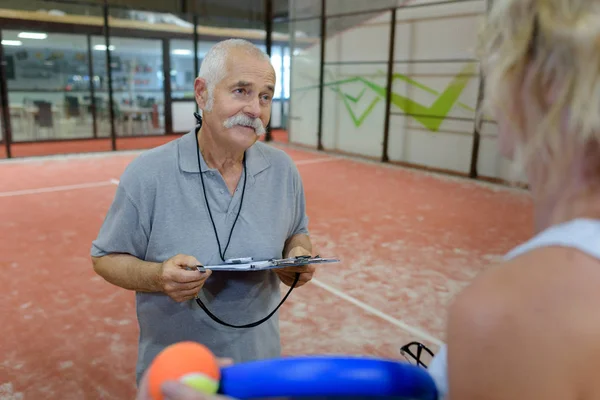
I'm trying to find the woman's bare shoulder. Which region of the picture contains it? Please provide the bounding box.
[445,246,600,400]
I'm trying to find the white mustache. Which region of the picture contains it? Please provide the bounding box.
[223,113,266,136]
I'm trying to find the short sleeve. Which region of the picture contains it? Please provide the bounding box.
[289,164,310,237]
[91,183,149,259]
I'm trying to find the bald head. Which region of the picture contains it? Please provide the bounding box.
[198,39,273,111]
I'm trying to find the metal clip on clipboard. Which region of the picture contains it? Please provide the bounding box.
[196,255,340,272]
[194,255,340,329]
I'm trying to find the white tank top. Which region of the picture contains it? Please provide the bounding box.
[427,218,600,399]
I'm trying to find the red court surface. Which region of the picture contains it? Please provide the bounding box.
[0,138,534,398]
[0,129,289,160]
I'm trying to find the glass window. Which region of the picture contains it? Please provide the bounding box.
[170,39,198,133]
[270,45,291,100]
[271,47,284,100]
[91,36,165,137]
[4,30,94,142]
[170,39,196,101]
[282,46,291,99]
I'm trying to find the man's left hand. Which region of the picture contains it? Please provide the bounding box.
[276,246,315,287]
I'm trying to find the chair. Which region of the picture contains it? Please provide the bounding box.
[64,95,81,118]
[35,101,55,139]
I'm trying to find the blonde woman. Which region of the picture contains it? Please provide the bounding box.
[429,0,600,399]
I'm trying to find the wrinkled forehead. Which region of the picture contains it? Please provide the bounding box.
[219,51,276,88]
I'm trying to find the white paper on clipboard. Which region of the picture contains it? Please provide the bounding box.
[197,256,340,272]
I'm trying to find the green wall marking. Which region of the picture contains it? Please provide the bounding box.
[293,63,477,131]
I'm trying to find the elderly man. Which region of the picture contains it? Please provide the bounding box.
[91,39,314,385]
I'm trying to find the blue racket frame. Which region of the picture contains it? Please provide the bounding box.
[217,355,438,399]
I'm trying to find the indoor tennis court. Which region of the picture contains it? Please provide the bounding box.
[0,0,541,398]
[0,140,532,398]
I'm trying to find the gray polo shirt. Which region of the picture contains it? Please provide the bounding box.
[91,129,309,383]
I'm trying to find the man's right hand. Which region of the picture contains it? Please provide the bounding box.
[158,254,212,302]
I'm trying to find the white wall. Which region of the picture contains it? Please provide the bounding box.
[289,0,526,184]
[288,35,321,147]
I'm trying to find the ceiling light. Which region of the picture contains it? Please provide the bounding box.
[1,40,22,46]
[172,49,192,55]
[18,32,47,39]
[93,44,115,51]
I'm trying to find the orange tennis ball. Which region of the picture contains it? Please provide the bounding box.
[147,341,220,400]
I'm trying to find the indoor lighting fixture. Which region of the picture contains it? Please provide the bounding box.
[93,44,115,51]
[18,32,47,39]
[1,40,22,46]
[172,49,192,55]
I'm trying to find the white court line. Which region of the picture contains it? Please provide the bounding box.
[311,278,444,346]
[0,149,143,164]
[0,180,115,198]
[0,158,335,198]
[294,157,338,166]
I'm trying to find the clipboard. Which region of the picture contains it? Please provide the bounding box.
[197,255,340,272]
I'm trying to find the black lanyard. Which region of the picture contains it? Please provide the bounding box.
[192,123,298,328]
[194,129,246,262]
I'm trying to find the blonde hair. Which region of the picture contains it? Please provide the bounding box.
[477,0,600,189]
